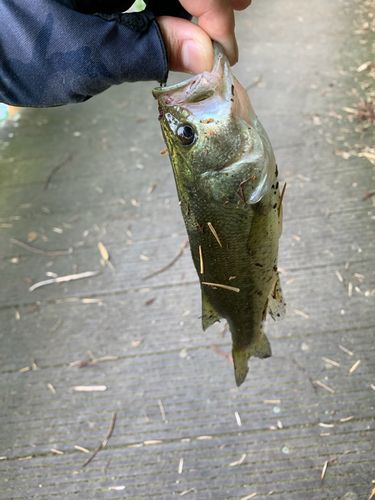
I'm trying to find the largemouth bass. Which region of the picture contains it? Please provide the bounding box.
[153,43,285,386]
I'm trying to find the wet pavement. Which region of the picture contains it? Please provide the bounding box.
[1,0,374,498]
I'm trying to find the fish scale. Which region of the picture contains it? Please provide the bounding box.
[153,43,285,386]
[182,187,279,340]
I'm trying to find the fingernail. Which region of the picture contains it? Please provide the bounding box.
[181,39,212,74]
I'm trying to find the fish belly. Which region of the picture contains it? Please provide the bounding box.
[181,188,279,351]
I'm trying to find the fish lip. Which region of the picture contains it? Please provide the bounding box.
[152,42,227,102]
[152,74,198,100]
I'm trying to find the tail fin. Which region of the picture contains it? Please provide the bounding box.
[232,331,272,387]
[232,348,251,387]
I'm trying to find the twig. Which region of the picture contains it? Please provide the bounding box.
[291,356,317,394]
[26,303,40,314]
[10,238,72,257]
[210,344,233,365]
[103,458,112,475]
[44,154,73,190]
[180,488,196,496]
[207,222,222,247]
[321,456,337,480]
[245,74,263,91]
[72,385,107,392]
[158,399,166,422]
[199,245,204,274]
[82,412,116,467]
[277,355,317,393]
[338,344,354,356]
[278,183,287,217]
[202,282,240,292]
[315,380,335,394]
[51,318,62,332]
[47,383,56,394]
[29,271,100,291]
[241,493,257,500]
[142,237,189,280]
[229,453,246,466]
[362,189,375,200]
[349,359,361,375]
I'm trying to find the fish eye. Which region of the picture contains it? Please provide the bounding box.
[176,123,196,145]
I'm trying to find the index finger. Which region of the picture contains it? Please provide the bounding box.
[178,0,238,64]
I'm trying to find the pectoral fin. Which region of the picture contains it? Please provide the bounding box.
[201,290,221,331]
[268,274,286,321]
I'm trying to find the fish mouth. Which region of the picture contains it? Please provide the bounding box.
[152,42,232,105]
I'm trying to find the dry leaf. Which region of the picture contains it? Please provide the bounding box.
[72,385,107,392]
[27,232,38,242]
[357,61,371,72]
[97,241,109,261]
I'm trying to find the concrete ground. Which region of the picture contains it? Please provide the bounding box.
[0,0,374,498]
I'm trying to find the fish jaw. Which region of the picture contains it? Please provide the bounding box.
[153,44,242,189]
[152,42,232,105]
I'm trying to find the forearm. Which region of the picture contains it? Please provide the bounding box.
[0,0,169,107]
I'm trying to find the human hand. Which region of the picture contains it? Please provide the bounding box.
[156,0,252,75]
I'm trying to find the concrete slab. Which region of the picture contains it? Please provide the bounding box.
[0,0,374,498]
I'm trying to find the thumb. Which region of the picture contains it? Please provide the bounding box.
[157,16,214,75]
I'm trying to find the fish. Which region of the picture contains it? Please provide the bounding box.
[153,42,285,386]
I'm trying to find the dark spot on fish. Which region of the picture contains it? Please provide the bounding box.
[275,165,278,176]
[257,291,263,296]
[231,84,235,96]
[273,265,277,272]
[277,313,280,317]
[255,263,263,267]
[276,182,279,189]
[272,184,275,189]
[273,203,277,209]
[230,98,234,102]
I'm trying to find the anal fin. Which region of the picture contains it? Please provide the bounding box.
[201,290,221,331]
[268,273,286,321]
[252,330,272,358]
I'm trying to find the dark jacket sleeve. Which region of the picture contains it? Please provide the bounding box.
[0,0,183,107]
